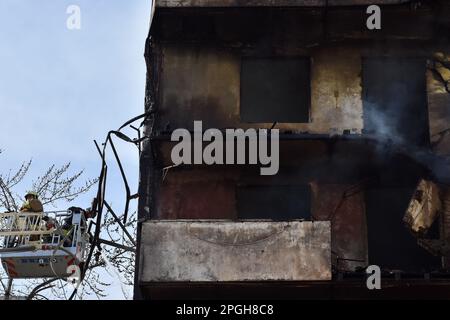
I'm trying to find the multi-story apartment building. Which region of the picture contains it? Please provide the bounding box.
[135,0,450,299]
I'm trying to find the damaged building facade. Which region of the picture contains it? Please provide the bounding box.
[136,0,450,299]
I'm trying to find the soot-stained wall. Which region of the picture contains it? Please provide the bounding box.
[159,45,364,134]
[138,2,450,283]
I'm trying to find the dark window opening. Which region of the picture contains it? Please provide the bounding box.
[365,186,440,272]
[236,185,311,220]
[240,58,311,123]
[362,57,430,147]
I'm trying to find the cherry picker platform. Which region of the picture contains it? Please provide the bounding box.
[0,210,88,278]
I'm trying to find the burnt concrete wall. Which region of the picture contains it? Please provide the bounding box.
[311,182,368,271]
[159,44,450,139]
[137,3,450,287]
[159,45,363,134]
[427,52,450,157]
[151,4,450,138]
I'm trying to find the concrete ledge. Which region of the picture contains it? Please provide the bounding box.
[139,220,331,282]
[140,279,450,300]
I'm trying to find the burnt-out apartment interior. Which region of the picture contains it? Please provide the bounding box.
[135,0,450,299]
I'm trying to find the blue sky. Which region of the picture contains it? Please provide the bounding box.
[0,0,152,299]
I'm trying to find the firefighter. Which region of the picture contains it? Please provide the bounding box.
[61,200,97,247]
[20,191,44,242]
[63,206,97,230]
[41,215,57,243]
[20,191,43,212]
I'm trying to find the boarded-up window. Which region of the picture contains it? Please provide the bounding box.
[240,58,310,123]
[237,185,311,220]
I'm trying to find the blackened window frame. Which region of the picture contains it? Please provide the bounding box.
[361,56,431,147]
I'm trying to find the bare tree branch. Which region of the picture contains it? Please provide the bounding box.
[31,163,98,206]
[26,278,59,300]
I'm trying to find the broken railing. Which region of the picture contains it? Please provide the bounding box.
[67,111,151,300]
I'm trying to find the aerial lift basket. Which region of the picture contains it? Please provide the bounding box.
[0,210,88,278]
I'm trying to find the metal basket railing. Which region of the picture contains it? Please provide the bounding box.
[0,211,84,250]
